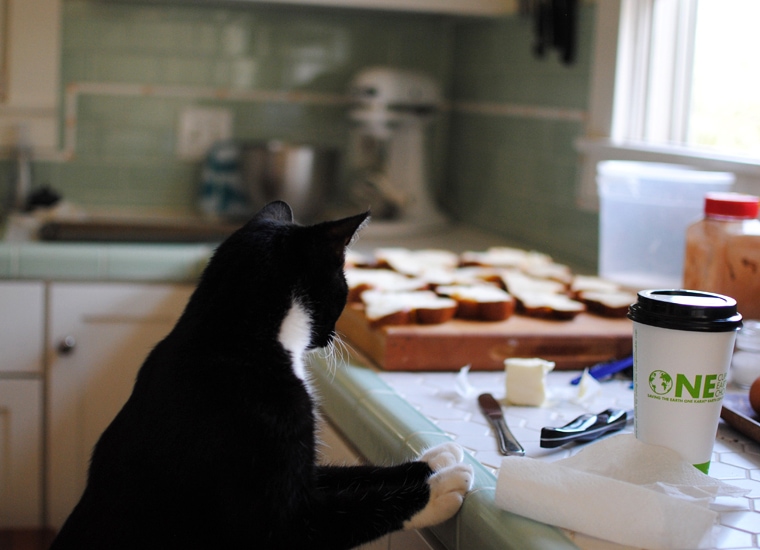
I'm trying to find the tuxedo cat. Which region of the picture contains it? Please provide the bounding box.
[50,201,473,550]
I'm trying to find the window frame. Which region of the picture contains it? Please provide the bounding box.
[576,0,760,210]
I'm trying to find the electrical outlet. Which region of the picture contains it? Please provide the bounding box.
[176,107,233,161]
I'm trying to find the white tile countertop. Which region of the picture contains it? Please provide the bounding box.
[376,369,760,550]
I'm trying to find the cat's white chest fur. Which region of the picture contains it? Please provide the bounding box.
[278,298,313,383]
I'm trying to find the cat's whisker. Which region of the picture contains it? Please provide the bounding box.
[332,331,355,364]
[319,331,357,379]
[316,339,338,378]
[325,338,342,377]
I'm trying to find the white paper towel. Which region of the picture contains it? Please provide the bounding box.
[494,434,747,549]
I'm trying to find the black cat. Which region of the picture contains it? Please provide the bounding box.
[50,201,473,550]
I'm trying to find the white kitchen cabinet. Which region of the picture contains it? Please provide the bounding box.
[0,281,44,374]
[0,380,43,527]
[0,281,45,527]
[47,282,194,528]
[0,0,61,155]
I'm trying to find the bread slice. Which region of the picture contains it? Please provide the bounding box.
[512,291,586,320]
[461,247,532,268]
[500,270,566,296]
[345,268,427,302]
[345,249,374,269]
[436,285,515,321]
[415,300,459,324]
[578,290,636,318]
[374,247,459,276]
[419,266,502,289]
[570,275,621,297]
[361,290,458,328]
[521,261,573,286]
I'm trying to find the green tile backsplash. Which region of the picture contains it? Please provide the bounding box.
[37,0,455,214]
[446,4,598,269]
[451,11,592,108]
[18,0,599,271]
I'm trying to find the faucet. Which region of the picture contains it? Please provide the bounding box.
[9,123,32,213]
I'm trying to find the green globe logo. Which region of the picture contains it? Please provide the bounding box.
[649,370,673,395]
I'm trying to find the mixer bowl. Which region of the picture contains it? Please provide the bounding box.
[241,141,338,223]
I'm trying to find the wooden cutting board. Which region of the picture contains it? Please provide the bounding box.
[337,304,633,371]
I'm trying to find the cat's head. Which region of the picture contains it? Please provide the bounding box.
[199,201,369,350]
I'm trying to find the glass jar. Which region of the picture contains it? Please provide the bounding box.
[684,192,760,319]
[731,320,760,388]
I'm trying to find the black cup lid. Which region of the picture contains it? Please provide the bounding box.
[627,289,743,332]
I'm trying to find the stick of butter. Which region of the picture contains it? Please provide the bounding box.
[505,357,555,406]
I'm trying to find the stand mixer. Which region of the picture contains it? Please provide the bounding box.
[345,67,448,234]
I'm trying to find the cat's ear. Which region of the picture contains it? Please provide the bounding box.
[323,210,370,260]
[254,201,294,223]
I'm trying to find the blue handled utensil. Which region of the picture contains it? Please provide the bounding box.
[570,355,633,385]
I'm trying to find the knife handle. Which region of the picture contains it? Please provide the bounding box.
[540,408,628,448]
[570,356,633,385]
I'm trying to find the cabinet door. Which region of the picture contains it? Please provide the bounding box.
[0,0,60,153]
[0,281,44,528]
[47,282,194,528]
[0,281,44,374]
[0,380,42,527]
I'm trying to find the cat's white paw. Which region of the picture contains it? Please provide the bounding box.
[419,442,464,471]
[403,443,474,530]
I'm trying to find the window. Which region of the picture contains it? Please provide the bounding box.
[576,0,760,209]
[689,0,760,156]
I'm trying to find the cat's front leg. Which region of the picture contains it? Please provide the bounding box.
[403,442,474,530]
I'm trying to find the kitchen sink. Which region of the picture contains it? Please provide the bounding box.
[2,211,243,244]
[37,218,243,243]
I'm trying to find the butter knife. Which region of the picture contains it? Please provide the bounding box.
[478,393,525,456]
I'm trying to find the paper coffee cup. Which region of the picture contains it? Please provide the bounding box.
[628,290,742,473]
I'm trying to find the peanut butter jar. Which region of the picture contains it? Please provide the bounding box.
[684,192,760,320]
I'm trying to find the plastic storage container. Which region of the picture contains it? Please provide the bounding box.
[683,192,760,320]
[730,320,760,388]
[597,161,734,289]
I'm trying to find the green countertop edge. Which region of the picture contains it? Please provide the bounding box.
[0,242,214,282]
[308,353,578,550]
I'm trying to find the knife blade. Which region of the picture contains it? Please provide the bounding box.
[540,408,633,448]
[478,393,525,456]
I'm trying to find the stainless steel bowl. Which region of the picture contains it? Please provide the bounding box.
[241,141,338,223]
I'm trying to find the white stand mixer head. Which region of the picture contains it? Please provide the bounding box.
[346,67,448,235]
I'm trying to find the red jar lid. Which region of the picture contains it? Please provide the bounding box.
[705,192,760,219]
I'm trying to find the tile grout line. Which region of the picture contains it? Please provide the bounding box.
[60,81,588,160]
